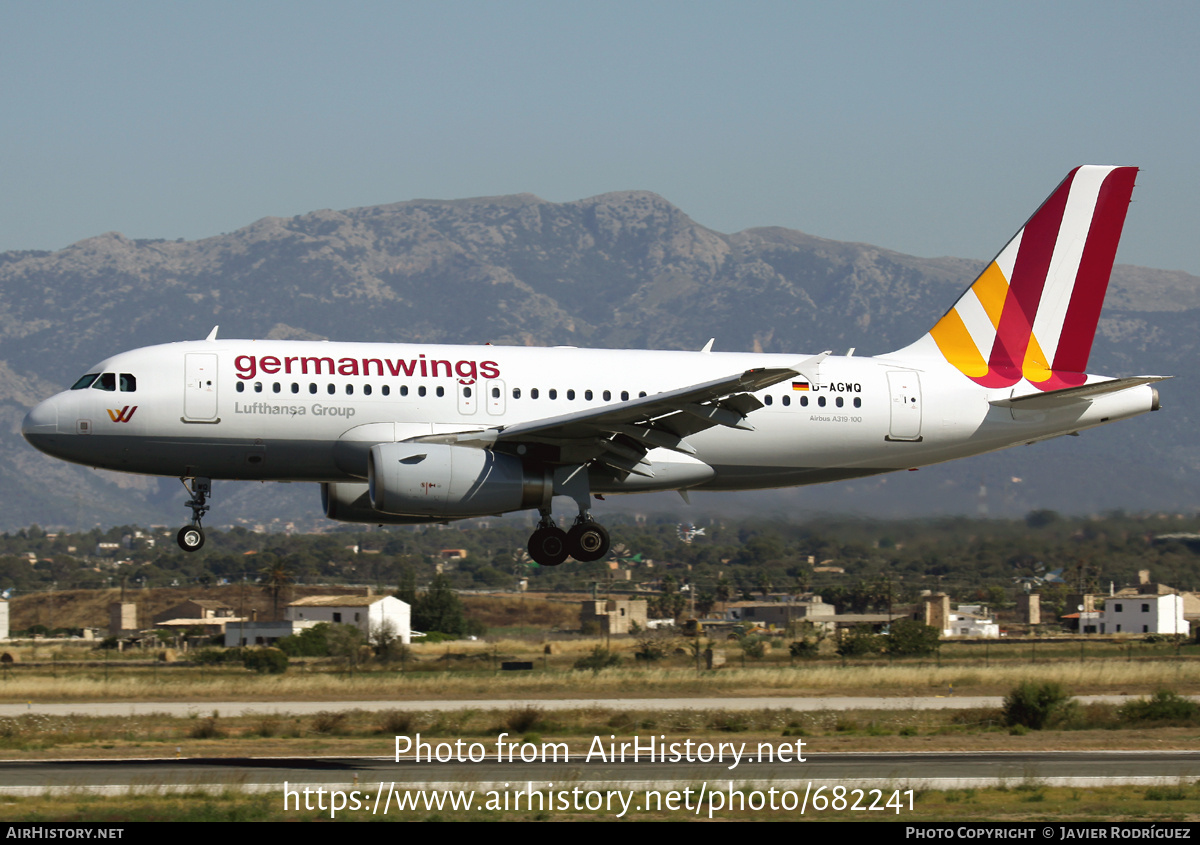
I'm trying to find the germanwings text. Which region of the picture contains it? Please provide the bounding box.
[234,354,500,382]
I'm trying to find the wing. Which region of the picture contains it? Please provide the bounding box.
[412,352,829,479]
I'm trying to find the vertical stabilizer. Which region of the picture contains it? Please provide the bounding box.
[906,166,1137,391]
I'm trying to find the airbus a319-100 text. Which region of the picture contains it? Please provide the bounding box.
[22,166,1167,565]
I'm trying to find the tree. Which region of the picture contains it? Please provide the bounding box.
[370,618,410,663]
[884,619,940,657]
[1003,681,1074,729]
[836,625,883,657]
[259,561,294,620]
[737,633,767,661]
[396,567,417,607]
[715,576,732,611]
[412,574,467,636]
[276,622,331,657]
[243,647,288,674]
[633,629,675,662]
[327,624,369,671]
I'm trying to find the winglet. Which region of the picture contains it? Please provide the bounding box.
[700,339,715,353]
[205,326,219,342]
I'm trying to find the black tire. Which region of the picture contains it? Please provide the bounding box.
[528,526,569,567]
[567,522,610,562]
[177,525,205,552]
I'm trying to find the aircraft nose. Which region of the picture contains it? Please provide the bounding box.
[21,399,59,444]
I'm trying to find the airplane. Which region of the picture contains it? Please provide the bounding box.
[21,166,1166,566]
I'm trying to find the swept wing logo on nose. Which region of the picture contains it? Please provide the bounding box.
[106,406,138,423]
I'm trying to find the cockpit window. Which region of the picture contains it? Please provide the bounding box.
[119,373,136,392]
[71,374,99,390]
[92,373,117,392]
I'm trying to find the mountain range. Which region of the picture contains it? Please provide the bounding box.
[1,190,1197,532]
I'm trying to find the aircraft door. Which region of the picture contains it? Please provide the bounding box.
[486,380,506,415]
[184,353,219,422]
[886,371,922,441]
[457,382,478,415]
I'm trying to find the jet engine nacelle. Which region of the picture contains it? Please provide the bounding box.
[367,442,548,517]
[320,481,438,524]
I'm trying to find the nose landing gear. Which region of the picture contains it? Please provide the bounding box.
[176,477,211,552]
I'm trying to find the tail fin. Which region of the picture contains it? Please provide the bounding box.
[914,165,1137,391]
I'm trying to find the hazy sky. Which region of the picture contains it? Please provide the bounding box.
[4,1,1198,273]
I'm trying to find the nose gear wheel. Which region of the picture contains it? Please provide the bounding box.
[176,476,211,552]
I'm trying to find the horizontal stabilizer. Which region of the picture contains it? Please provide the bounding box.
[989,376,1170,409]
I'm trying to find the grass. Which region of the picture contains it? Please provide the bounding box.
[0,700,1199,759]
[0,652,1196,702]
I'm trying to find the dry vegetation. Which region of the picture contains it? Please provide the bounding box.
[0,644,1196,702]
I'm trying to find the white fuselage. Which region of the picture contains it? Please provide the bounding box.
[21,338,1158,497]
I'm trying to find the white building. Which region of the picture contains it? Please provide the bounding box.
[944,607,1000,638]
[0,599,8,640]
[1099,594,1188,635]
[286,595,411,644]
[224,619,317,648]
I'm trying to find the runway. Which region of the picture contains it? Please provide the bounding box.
[0,694,1154,718]
[0,750,1197,795]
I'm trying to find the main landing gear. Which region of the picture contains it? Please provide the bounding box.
[177,477,211,552]
[527,508,610,567]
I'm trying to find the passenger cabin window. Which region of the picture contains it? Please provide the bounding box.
[92,373,117,391]
[71,374,100,390]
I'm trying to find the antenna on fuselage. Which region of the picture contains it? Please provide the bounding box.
[205,326,219,341]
